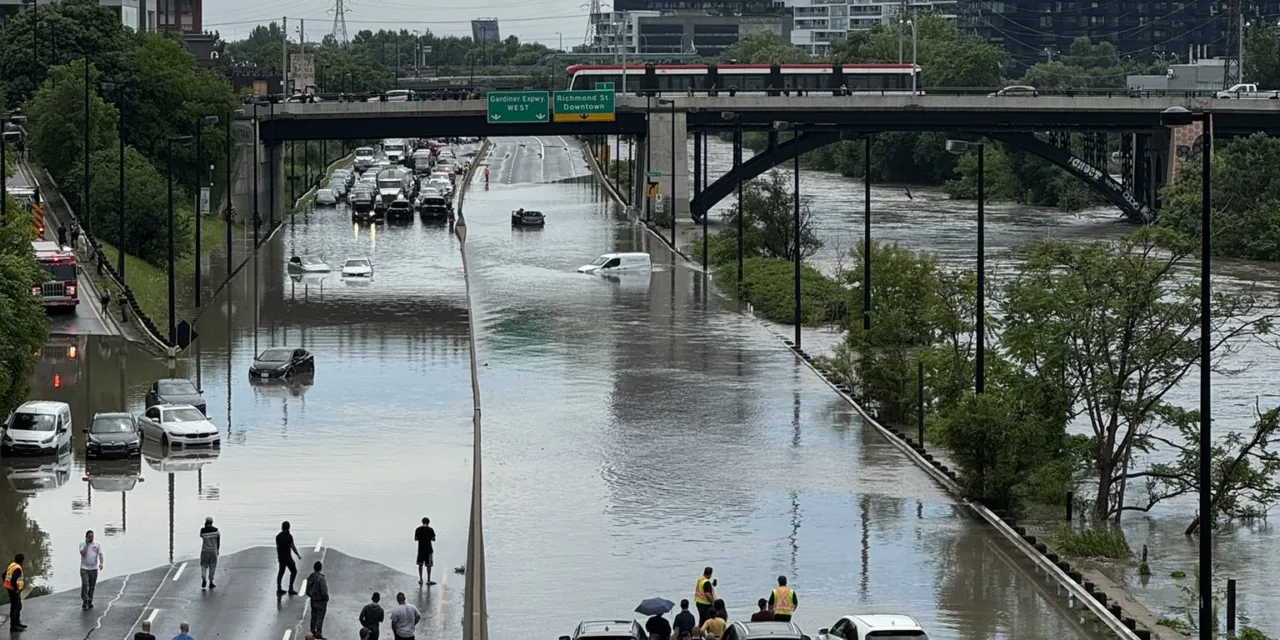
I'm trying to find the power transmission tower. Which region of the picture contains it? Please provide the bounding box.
[331,0,349,46]
[585,0,602,51]
[1224,0,1242,88]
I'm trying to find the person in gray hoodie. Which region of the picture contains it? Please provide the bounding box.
[199,517,220,590]
[305,561,330,640]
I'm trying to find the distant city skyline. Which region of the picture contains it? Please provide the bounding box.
[205,0,591,46]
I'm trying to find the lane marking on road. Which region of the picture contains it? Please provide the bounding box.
[171,562,186,581]
[281,630,293,640]
[121,563,180,640]
[313,538,323,552]
[146,608,161,624]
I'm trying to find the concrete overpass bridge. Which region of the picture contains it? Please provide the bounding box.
[240,95,1280,224]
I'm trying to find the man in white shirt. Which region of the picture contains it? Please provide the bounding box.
[79,530,103,609]
[389,592,421,640]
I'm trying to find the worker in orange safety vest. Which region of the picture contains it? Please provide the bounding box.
[5,553,27,632]
[768,575,797,622]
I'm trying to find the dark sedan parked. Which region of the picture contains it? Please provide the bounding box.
[250,347,316,379]
[85,413,141,459]
[145,378,206,416]
[511,209,546,227]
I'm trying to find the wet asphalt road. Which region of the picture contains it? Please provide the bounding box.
[5,138,1109,639]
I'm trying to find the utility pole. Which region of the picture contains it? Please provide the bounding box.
[282,16,289,95]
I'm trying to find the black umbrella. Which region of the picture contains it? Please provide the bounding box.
[636,598,676,617]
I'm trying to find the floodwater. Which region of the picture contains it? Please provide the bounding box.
[5,136,1124,638]
[687,136,1280,632]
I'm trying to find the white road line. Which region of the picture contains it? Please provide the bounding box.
[281,630,293,640]
[301,578,308,595]
[313,538,323,552]
[535,137,547,183]
[146,608,161,624]
[171,562,186,581]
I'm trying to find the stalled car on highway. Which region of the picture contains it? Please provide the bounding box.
[560,620,646,640]
[250,347,316,379]
[138,405,220,448]
[145,378,206,416]
[342,257,373,277]
[1,401,73,456]
[315,188,338,206]
[387,197,414,223]
[577,252,652,274]
[288,256,330,274]
[816,615,927,640]
[85,412,141,459]
[511,209,546,227]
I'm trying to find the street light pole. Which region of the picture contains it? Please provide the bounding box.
[225,111,234,276]
[911,14,918,96]
[166,135,192,345]
[976,143,985,394]
[194,115,217,307]
[83,58,92,238]
[101,82,125,279]
[862,134,871,331]
[793,137,802,348]
[1197,111,1213,640]
[252,105,261,246]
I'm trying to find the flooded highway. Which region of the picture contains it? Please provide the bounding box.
[7,137,1113,639]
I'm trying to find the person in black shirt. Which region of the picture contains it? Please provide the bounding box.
[413,518,436,586]
[133,620,157,640]
[644,613,671,640]
[275,521,302,595]
[359,592,385,640]
[672,600,696,639]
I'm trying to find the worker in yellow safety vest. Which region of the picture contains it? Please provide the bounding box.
[694,566,717,625]
[5,553,27,632]
[769,575,797,622]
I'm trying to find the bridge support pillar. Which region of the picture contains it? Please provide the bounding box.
[228,122,256,225]
[647,109,689,219]
[268,142,285,227]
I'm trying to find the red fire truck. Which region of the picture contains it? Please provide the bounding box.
[31,241,79,309]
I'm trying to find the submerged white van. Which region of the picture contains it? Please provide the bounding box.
[577,252,652,274]
[2,400,74,456]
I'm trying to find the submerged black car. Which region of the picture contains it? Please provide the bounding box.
[85,413,141,459]
[145,378,206,416]
[387,198,414,223]
[250,347,316,379]
[511,209,545,227]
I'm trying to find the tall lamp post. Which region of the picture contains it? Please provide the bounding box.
[862,134,872,331]
[2,112,29,225]
[251,103,264,246]
[166,134,193,346]
[194,115,218,308]
[226,109,244,276]
[900,14,918,96]
[945,139,985,394]
[22,0,37,75]
[82,58,92,238]
[657,98,676,246]
[100,82,126,278]
[1161,105,1213,640]
[774,120,802,347]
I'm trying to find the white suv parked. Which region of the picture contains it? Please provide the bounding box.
[2,401,74,456]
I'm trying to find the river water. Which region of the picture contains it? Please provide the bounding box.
[4,134,1179,639]
[687,135,1280,633]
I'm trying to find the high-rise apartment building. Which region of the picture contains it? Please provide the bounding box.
[787,0,955,55]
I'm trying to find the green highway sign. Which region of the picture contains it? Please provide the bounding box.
[487,91,549,124]
[594,82,615,90]
[553,90,616,123]
[646,171,661,178]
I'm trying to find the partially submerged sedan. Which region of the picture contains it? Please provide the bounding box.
[288,256,331,274]
[250,347,316,379]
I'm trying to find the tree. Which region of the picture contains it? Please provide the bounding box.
[0,213,50,421]
[719,32,811,64]
[0,0,134,107]
[999,228,1277,522]
[850,13,1004,88]
[65,147,193,268]
[1018,37,1163,91]
[1159,133,1280,262]
[717,170,822,261]
[1245,23,1280,91]
[23,60,119,185]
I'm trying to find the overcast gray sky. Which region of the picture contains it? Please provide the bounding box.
[206,0,593,47]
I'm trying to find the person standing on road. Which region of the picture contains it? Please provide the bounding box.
[672,600,696,639]
[199,517,220,590]
[79,530,103,609]
[359,592,385,640]
[133,620,157,640]
[69,222,81,251]
[389,592,421,640]
[276,521,302,595]
[171,621,195,640]
[306,561,330,640]
[693,567,716,625]
[413,518,436,585]
[57,224,67,247]
[768,576,796,622]
[4,553,26,632]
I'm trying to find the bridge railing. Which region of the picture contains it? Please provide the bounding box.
[252,87,1221,107]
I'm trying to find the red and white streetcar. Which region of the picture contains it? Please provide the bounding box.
[566,63,923,95]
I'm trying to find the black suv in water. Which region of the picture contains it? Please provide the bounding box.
[511,209,545,227]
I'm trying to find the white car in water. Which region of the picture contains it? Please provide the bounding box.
[816,615,928,640]
[137,405,220,448]
[341,257,373,278]
[577,252,652,274]
[315,188,338,206]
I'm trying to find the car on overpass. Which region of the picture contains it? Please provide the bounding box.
[989,85,1038,97]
